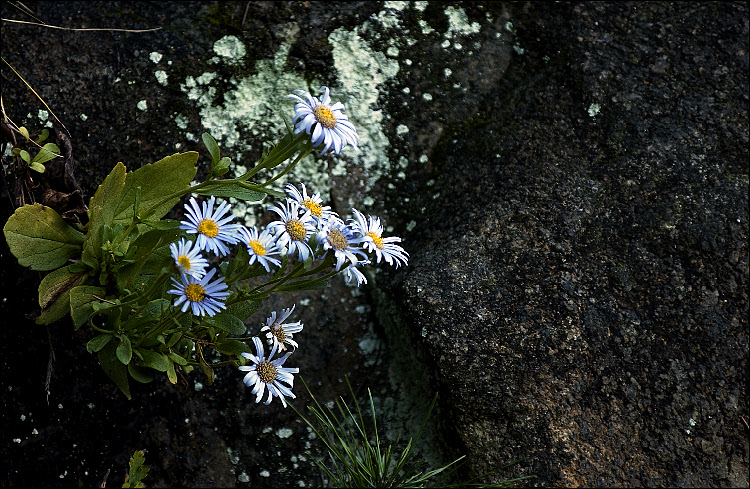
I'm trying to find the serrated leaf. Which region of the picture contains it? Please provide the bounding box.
[202,311,246,335]
[113,152,198,224]
[98,340,131,399]
[123,450,149,488]
[69,285,107,329]
[86,334,113,353]
[116,335,133,364]
[3,203,85,271]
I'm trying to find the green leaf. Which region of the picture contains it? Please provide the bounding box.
[139,299,170,321]
[35,128,49,144]
[167,351,188,366]
[275,278,330,292]
[142,219,182,230]
[19,149,31,163]
[32,143,60,165]
[202,312,246,335]
[113,229,179,292]
[128,363,154,384]
[69,285,107,329]
[86,334,113,353]
[116,335,133,364]
[166,332,183,348]
[226,299,262,322]
[136,349,170,372]
[113,152,198,224]
[3,203,85,271]
[215,338,251,356]
[123,450,149,488]
[192,181,265,202]
[35,266,87,325]
[28,161,45,173]
[198,353,214,385]
[82,163,127,269]
[202,132,221,167]
[215,156,231,176]
[19,126,30,140]
[98,340,131,399]
[38,266,85,309]
[201,132,221,168]
[166,358,178,384]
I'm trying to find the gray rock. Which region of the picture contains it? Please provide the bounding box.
[378,2,749,486]
[1,1,747,487]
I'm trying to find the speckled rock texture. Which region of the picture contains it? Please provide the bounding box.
[1,2,747,488]
[378,2,749,486]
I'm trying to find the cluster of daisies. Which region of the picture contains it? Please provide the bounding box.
[164,85,408,406]
[168,183,408,318]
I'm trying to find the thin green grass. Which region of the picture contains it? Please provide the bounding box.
[290,377,534,488]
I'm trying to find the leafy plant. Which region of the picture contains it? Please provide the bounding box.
[122,450,149,488]
[2,85,410,403]
[10,126,61,174]
[291,378,534,488]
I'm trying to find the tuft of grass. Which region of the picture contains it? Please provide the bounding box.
[290,377,534,488]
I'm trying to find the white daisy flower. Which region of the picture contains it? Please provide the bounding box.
[169,238,209,279]
[238,337,299,408]
[180,196,243,256]
[239,226,281,273]
[350,208,409,268]
[342,260,370,287]
[285,182,337,227]
[260,304,303,352]
[288,86,359,155]
[167,268,230,317]
[267,199,316,262]
[316,216,367,271]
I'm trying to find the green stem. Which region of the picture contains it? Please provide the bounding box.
[135,308,184,348]
[245,261,305,297]
[260,147,311,187]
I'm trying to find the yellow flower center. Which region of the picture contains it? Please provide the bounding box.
[177,255,191,270]
[185,283,205,302]
[249,240,266,256]
[328,228,349,250]
[313,105,337,129]
[272,322,286,343]
[303,198,323,217]
[197,219,219,238]
[366,231,385,250]
[286,219,307,241]
[256,361,277,383]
